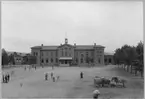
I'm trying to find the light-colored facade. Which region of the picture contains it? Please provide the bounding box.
[31,38,105,66]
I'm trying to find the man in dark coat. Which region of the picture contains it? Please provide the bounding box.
[80,72,83,79]
[5,74,7,83]
[3,75,5,83]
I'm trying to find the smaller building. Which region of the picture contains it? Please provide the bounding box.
[7,52,30,65]
[104,52,114,65]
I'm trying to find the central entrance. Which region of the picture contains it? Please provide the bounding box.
[59,57,72,66]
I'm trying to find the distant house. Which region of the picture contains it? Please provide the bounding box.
[7,51,30,65]
[104,52,114,65]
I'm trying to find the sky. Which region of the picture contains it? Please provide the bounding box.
[2,1,143,53]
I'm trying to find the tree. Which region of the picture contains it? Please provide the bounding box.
[121,45,137,72]
[2,48,9,66]
[136,41,144,77]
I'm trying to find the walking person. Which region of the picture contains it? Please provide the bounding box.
[45,73,48,80]
[52,77,55,82]
[51,72,53,79]
[24,66,26,71]
[20,82,23,87]
[34,65,36,70]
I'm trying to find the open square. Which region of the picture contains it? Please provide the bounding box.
[2,65,144,98]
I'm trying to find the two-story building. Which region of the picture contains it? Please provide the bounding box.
[31,38,105,66]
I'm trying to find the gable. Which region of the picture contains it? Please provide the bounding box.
[58,44,73,49]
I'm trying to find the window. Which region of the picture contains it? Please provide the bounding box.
[62,49,63,56]
[65,48,67,56]
[51,52,53,56]
[56,58,58,63]
[81,54,84,58]
[65,51,67,56]
[81,58,83,63]
[109,58,112,63]
[76,58,78,63]
[105,58,107,62]
[35,52,37,56]
[51,58,53,63]
[56,52,57,57]
[46,58,48,63]
[86,52,88,57]
[98,58,100,63]
[41,59,44,63]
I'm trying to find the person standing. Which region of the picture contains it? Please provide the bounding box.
[35,66,36,70]
[5,74,7,83]
[3,74,5,83]
[80,72,83,79]
[7,73,10,82]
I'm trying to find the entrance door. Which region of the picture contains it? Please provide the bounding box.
[65,60,67,64]
[59,60,69,66]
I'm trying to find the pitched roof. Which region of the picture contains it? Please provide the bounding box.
[31,46,42,49]
[7,51,29,56]
[31,45,105,50]
[75,45,105,49]
[41,46,58,50]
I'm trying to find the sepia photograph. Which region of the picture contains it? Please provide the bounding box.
[1,1,144,99]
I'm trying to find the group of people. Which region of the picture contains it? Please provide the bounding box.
[24,65,37,71]
[45,72,60,82]
[2,73,10,83]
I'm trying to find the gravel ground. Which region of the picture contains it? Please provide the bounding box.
[1,65,144,99]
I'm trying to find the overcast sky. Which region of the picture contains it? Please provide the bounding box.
[2,1,143,53]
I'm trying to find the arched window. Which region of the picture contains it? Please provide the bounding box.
[65,48,67,56]
[41,59,44,63]
[109,58,112,63]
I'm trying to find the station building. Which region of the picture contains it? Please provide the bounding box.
[31,38,105,66]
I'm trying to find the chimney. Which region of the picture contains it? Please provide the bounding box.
[41,44,43,46]
[74,43,76,47]
[94,43,96,47]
